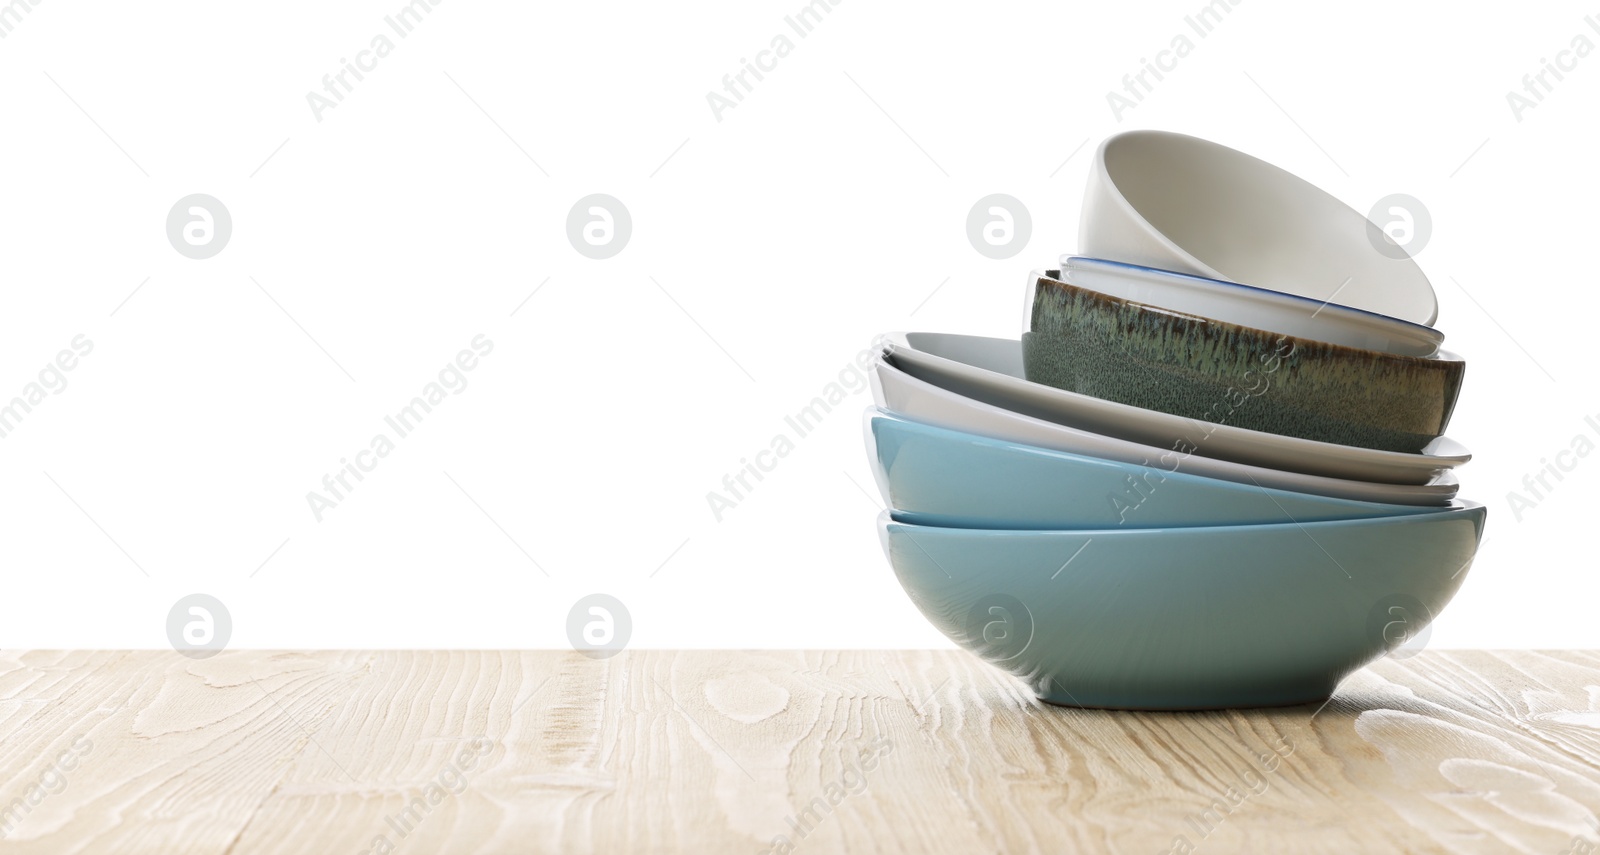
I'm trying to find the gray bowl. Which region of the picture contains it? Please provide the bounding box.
[1023,270,1465,453]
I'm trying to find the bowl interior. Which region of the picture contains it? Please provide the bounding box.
[1102,131,1437,325]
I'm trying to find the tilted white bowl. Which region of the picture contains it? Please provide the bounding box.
[1080,130,1440,326]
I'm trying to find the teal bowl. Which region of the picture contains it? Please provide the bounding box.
[1023,270,1465,453]
[879,504,1485,709]
[865,409,1449,529]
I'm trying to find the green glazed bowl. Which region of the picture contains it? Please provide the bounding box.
[1023,270,1465,453]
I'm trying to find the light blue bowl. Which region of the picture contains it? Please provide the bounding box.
[879,504,1485,709]
[865,409,1448,529]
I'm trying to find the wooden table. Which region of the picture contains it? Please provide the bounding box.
[2,650,1598,853]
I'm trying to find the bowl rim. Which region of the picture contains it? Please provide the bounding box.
[1031,269,1464,367]
[1060,255,1442,341]
[876,500,1486,538]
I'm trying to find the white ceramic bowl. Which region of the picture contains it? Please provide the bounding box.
[1057,257,1443,357]
[1080,130,1439,326]
[883,331,1469,485]
[870,353,1460,507]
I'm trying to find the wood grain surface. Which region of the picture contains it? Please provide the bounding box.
[1,650,1598,854]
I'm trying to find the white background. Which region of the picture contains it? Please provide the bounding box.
[0,0,1593,649]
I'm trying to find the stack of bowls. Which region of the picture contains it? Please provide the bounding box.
[864,130,1485,710]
